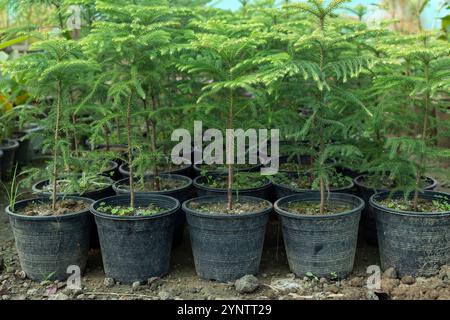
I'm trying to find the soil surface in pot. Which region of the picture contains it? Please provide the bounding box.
[118,177,188,192]
[196,163,258,172]
[377,198,450,213]
[17,199,89,217]
[39,176,111,194]
[359,175,432,190]
[188,200,268,215]
[125,162,190,175]
[281,200,353,216]
[199,174,268,190]
[96,203,164,217]
[273,173,351,190]
[279,162,312,172]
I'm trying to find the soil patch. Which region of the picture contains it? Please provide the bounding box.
[188,200,268,215]
[273,173,351,190]
[96,203,164,217]
[377,198,450,213]
[281,201,353,216]
[17,199,89,217]
[199,174,268,190]
[118,177,188,192]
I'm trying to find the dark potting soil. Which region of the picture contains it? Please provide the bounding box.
[273,173,351,190]
[279,162,313,172]
[200,174,268,190]
[96,203,164,217]
[377,198,450,213]
[188,200,269,215]
[359,175,431,190]
[196,163,257,172]
[119,177,188,192]
[131,162,190,175]
[282,201,353,216]
[18,199,89,217]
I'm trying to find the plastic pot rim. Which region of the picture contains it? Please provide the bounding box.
[32,176,115,196]
[14,123,43,135]
[103,160,119,172]
[193,162,262,174]
[0,138,20,151]
[354,175,438,192]
[90,194,180,221]
[112,174,193,195]
[118,162,191,176]
[272,173,354,193]
[369,190,450,217]
[182,195,273,219]
[274,192,365,219]
[5,196,94,221]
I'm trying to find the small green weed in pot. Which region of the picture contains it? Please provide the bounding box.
[97,202,164,217]
[378,197,450,214]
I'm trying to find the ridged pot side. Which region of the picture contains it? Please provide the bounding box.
[370,191,450,277]
[275,193,364,278]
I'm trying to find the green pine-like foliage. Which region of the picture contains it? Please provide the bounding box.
[2,0,449,213]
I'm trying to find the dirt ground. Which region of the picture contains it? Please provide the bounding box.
[1,174,449,301]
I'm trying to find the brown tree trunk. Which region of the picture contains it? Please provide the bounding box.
[52,81,62,211]
[126,92,135,209]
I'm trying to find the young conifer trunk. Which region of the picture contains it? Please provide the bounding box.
[412,61,430,211]
[126,92,135,209]
[227,90,234,210]
[150,91,161,191]
[51,81,62,211]
[318,17,326,215]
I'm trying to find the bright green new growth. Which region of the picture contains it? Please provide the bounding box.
[1,0,448,215]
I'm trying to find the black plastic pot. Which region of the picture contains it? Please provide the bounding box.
[272,173,355,201]
[275,192,364,278]
[93,144,128,165]
[101,160,121,181]
[336,166,361,179]
[183,196,272,282]
[0,139,19,181]
[32,177,115,201]
[90,194,179,284]
[6,197,94,282]
[12,132,30,168]
[355,175,438,245]
[0,150,3,179]
[119,162,192,179]
[278,155,314,171]
[13,124,43,168]
[370,191,450,277]
[112,174,194,247]
[32,177,114,250]
[193,175,272,200]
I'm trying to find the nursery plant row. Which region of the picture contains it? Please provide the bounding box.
[0,0,449,285]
